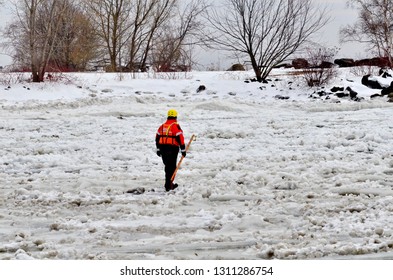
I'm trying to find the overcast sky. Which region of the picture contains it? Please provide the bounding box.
[0,0,368,68]
[315,0,367,58]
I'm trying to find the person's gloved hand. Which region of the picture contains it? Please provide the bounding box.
[181,150,186,157]
[157,150,161,157]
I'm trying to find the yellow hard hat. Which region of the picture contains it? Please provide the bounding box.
[167,109,178,117]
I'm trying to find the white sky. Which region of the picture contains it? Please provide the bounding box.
[0,0,368,68]
[315,0,368,58]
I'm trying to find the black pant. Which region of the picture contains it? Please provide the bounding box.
[160,145,179,189]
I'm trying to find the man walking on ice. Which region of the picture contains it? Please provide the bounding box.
[155,109,186,191]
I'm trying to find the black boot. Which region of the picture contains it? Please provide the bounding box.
[165,184,171,192]
[165,183,178,192]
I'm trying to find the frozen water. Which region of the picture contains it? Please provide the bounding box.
[0,69,393,260]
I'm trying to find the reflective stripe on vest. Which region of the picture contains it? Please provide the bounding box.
[159,122,179,145]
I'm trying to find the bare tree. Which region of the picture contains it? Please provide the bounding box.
[51,1,99,71]
[4,0,68,82]
[301,45,338,87]
[82,0,181,72]
[76,0,204,72]
[124,0,176,72]
[340,0,393,67]
[151,0,206,72]
[83,0,132,72]
[205,0,328,82]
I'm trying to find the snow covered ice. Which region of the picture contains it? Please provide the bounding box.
[1,69,393,260]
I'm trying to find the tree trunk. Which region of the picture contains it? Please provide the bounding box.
[249,54,262,82]
[31,65,40,82]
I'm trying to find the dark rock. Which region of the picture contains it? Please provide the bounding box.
[197,85,206,93]
[319,61,334,68]
[330,86,344,92]
[381,81,393,96]
[370,93,382,99]
[334,58,355,67]
[292,58,309,69]
[227,64,245,71]
[379,68,392,78]
[336,92,349,98]
[309,90,331,99]
[361,75,384,89]
[274,95,290,100]
[346,87,358,99]
[126,187,146,195]
[274,63,292,68]
[316,91,328,96]
[355,57,390,68]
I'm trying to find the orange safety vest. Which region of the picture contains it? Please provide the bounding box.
[157,120,184,146]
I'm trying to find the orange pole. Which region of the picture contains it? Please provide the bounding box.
[171,134,196,183]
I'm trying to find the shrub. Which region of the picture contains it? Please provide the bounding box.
[301,46,339,87]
